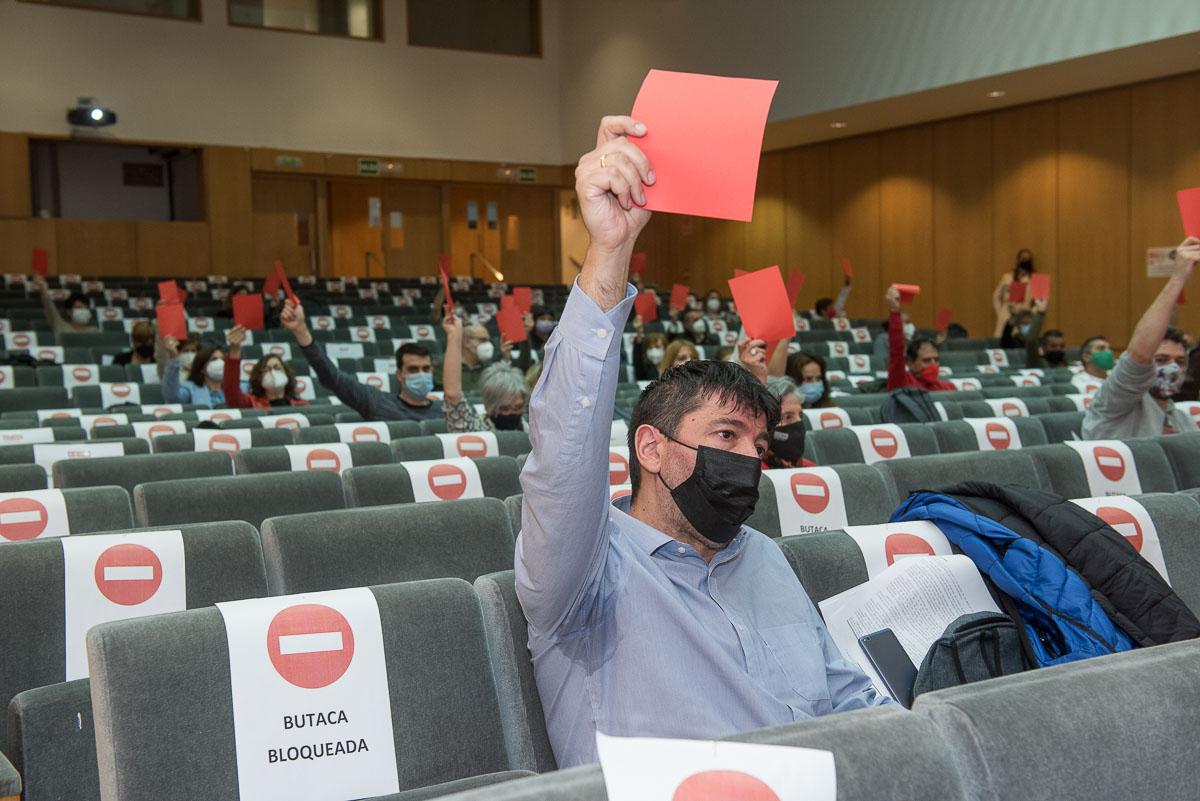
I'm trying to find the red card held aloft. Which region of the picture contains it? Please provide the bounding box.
[631,69,779,222]
[1029,273,1051,302]
[438,254,452,276]
[842,257,853,278]
[786,270,806,307]
[733,269,748,278]
[669,283,690,311]
[158,280,181,304]
[630,252,648,275]
[1008,281,1027,303]
[32,248,49,276]
[512,286,533,314]
[728,265,796,343]
[634,290,659,322]
[892,283,920,304]
[274,260,297,303]
[155,302,187,341]
[264,267,281,297]
[1178,188,1200,237]
[496,305,527,344]
[935,307,953,333]
[232,292,265,331]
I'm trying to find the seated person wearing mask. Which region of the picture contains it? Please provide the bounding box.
[1078,335,1114,382]
[160,336,226,406]
[1083,237,1199,439]
[443,314,528,432]
[279,298,442,421]
[224,327,310,409]
[111,321,157,367]
[630,324,668,380]
[661,339,699,369]
[763,376,814,469]
[518,115,887,769]
[32,278,97,336]
[886,287,954,391]
[804,274,852,321]
[785,351,836,407]
[458,323,496,395]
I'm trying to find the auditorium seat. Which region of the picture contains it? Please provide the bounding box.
[233,442,393,474]
[2,522,266,801]
[216,412,335,429]
[803,424,939,466]
[0,437,149,467]
[1037,411,1085,443]
[776,531,872,604]
[392,431,533,461]
[1106,493,1200,616]
[54,451,233,494]
[0,366,36,387]
[261,497,515,594]
[342,456,521,507]
[151,428,294,453]
[1154,432,1200,489]
[503,493,523,534]
[296,420,421,443]
[71,384,165,408]
[0,753,16,800]
[749,465,897,536]
[875,451,1044,502]
[913,639,1200,801]
[930,418,1049,453]
[0,388,69,413]
[88,579,532,801]
[1026,441,1178,498]
[0,464,48,492]
[420,418,450,434]
[133,471,346,528]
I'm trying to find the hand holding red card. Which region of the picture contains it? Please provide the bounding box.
[156,302,187,340]
[1178,188,1200,237]
[842,257,854,279]
[158,280,181,304]
[438,255,453,276]
[512,286,533,314]
[1008,281,1027,303]
[232,292,264,331]
[274,261,297,303]
[439,262,455,315]
[633,291,659,322]
[630,69,779,222]
[728,266,796,343]
[892,284,920,304]
[263,268,280,297]
[496,306,527,344]
[31,248,49,277]
[1029,274,1051,302]
[669,283,690,311]
[935,308,953,333]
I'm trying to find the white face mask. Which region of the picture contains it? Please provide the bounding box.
[205,358,225,381]
[646,347,664,365]
[178,351,196,370]
[903,323,916,339]
[262,369,289,390]
[706,298,722,313]
[475,341,495,362]
[691,320,707,335]
[70,307,92,325]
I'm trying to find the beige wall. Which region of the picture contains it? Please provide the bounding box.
[0,0,562,164]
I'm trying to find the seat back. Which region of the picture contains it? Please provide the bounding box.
[750,465,898,537]
[133,471,345,528]
[804,423,939,466]
[775,531,870,604]
[0,388,68,413]
[391,431,532,462]
[1026,441,1177,498]
[53,451,233,494]
[260,498,515,594]
[874,450,1044,503]
[295,420,421,444]
[0,464,48,493]
[342,456,521,507]
[1156,432,1200,489]
[930,418,1048,453]
[1038,411,1085,443]
[233,442,393,474]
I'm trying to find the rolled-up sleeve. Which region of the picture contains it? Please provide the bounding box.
[516,281,636,638]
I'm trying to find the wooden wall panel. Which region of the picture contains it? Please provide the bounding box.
[252,176,318,279]
[137,222,210,277]
[745,151,787,274]
[0,133,31,218]
[830,136,882,318]
[932,115,993,338]
[992,102,1059,323]
[497,185,558,285]
[383,182,443,278]
[1130,73,1200,337]
[629,213,674,292]
[56,220,137,276]
[0,219,56,275]
[250,149,329,175]
[878,125,934,326]
[1057,88,1131,345]
[204,146,255,276]
[782,144,832,313]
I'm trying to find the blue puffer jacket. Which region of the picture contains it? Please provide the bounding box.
[892,491,1134,667]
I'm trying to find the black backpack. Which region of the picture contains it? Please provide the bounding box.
[912,612,1033,698]
[880,387,941,424]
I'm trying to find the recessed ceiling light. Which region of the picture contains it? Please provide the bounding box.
[829,121,847,129]
[987,90,1006,98]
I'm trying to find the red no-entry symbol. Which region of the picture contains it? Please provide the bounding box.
[1095,506,1143,552]
[984,422,1011,450]
[1093,446,1126,482]
[609,451,629,485]
[352,426,381,442]
[427,462,468,500]
[672,770,781,801]
[208,433,242,456]
[267,604,355,690]
[790,472,830,514]
[305,448,342,473]
[870,429,899,459]
[819,412,843,430]
[0,497,49,541]
[94,543,163,606]
[885,532,936,566]
[455,435,488,457]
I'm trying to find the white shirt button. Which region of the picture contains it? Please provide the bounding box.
[676,546,686,555]
[580,397,590,408]
[596,328,608,338]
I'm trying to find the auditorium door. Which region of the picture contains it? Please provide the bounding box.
[447,186,504,280]
[328,180,386,278]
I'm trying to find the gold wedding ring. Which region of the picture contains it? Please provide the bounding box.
[600,154,608,169]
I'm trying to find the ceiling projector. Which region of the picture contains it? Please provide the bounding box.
[67,97,117,127]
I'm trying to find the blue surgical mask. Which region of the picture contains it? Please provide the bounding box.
[1019,324,1031,337]
[534,320,555,337]
[403,372,433,399]
[799,382,825,404]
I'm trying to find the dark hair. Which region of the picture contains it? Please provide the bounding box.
[1163,327,1187,348]
[628,360,780,495]
[814,298,835,316]
[785,351,830,406]
[249,354,296,399]
[1041,328,1065,345]
[395,342,432,363]
[185,345,220,386]
[1080,335,1109,355]
[946,323,969,339]
[1014,249,1035,279]
[63,292,89,313]
[906,338,939,363]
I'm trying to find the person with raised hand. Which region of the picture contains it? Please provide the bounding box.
[1083,237,1200,439]
[160,335,226,406]
[31,276,97,337]
[279,296,441,421]
[442,312,528,432]
[222,325,309,409]
[516,115,886,769]
[885,285,955,391]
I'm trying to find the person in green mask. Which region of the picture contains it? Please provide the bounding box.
[1079,336,1114,379]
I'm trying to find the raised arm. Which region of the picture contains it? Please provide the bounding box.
[442,312,465,405]
[1126,238,1199,365]
[222,326,254,408]
[834,275,851,317]
[516,114,653,637]
[885,287,905,390]
[32,277,67,339]
[282,297,381,417]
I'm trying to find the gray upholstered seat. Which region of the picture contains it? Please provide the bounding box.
[391,432,532,462]
[151,428,295,453]
[1025,441,1177,499]
[913,639,1200,801]
[748,465,899,537]
[215,412,334,429]
[0,426,86,442]
[775,531,873,604]
[1118,493,1200,617]
[503,494,523,535]
[0,486,133,541]
[133,471,345,528]
[2,522,265,801]
[1156,432,1200,489]
[342,456,521,507]
[1037,411,1085,443]
[261,498,514,594]
[233,442,393,474]
[54,451,233,494]
[295,421,421,444]
[930,418,1049,453]
[803,424,939,466]
[0,464,48,493]
[71,384,164,408]
[88,579,530,801]
[0,751,17,799]
[874,450,1045,502]
[0,437,149,467]
[0,388,69,413]
[419,418,450,435]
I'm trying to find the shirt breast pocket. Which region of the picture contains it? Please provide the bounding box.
[758,622,831,703]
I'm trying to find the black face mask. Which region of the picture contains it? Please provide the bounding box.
[135,344,154,359]
[658,434,762,545]
[1044,350,1067,366]
[490,413,523,431]
[767,420,806,465]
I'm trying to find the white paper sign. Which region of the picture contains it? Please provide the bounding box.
[142,403,183,418]
[831,317,851,332]
[0,365,13,389]
[596,733,836,801]
[1071,495,1169,583]
[409,324,438,342]
[32,442,126,486]
[849,424,910,464]
[192,427,253,457]
[132,420,188,442]
[100,382,141,407]
[195,408,243,424]
[985,349,1010,368]
[609,419,629,448]
[765,467,849,534]
[404,457,484,503]
[1071,372,1104,395]
[292,376,317,400]
[258,413,311,431]
[330,304,354,320]
[7,331,38,349]
[325,343,365,361]
[850,327,872,344]
[36,408,82,423]
[826,341,850,358]
[285,443,353,475]
[1065,394,1094,411]
[842,521,953,579]
[1064,440,1142,496]
[62,364,101,390]
[802,407,850,431]
[0,427,55,446]
[1172,401,1200,430]
[333,421,391,444]
[984,398,1029,418]
[78,413,128,430]
[1010,374,1041,387]
[62,530,186,679]
[348,327,377,344]
[0,488,70,543]
[263,342,294,360]
[355,373,390,393]
[947,377,981,391]
[610,484,632,504]
[1147,246,1177,277]
[309,315,337,332]
[34,346,65,363]
[964,417,1022,451]
[435,431,498,459]
[218,588,400,801]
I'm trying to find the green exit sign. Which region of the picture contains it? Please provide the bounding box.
[357,158,380,176]
[518,167,537,183]
[275,155,304,169]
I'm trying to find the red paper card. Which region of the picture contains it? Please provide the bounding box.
[500,294,517,314]
[232,292,265,330]
[264,267,281,297]
[786,270,806,307]
[935,307,953,333]
[630,69,778,222]
[1178,188,1200,237]
[155,302,187,340]
[669,283,690,311]
[512,286,533,313]
[438,254,453,276]
[630,252,648,274]
[496,306,527,344]
[733,269,748,277]
[892,283,920,304]
[1029,274,1051,302]
[728,265,796,342]
[842,257,853,278]
[31,248,49,276]
[1008,281,1027,303]
[634,291,659,322]
[274,261,297,303]
[158,280,181,304]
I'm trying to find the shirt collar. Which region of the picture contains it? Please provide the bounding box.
[611,496,750,559]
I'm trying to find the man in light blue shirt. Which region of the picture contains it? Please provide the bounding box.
[516,115,887,768]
